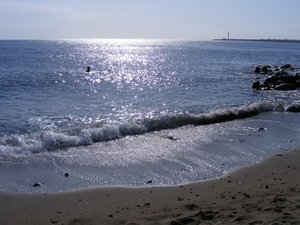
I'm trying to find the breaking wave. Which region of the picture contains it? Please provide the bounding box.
[0,101,288,157]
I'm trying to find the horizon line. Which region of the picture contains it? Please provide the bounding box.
[1,38,300,42]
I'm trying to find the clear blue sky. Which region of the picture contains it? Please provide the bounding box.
[0,0,299,40]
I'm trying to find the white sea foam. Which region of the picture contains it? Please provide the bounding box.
[0,101,293,157]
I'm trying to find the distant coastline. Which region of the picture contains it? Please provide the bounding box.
[214,38,300,43]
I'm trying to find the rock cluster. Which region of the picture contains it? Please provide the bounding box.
[252,64,300,90]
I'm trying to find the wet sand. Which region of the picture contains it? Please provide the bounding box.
[0,148,299,225]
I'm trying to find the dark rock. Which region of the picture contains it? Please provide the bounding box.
[254,66,261,73]
[286,103,300,112]
[261,65,270,74]
[167,135,178,140]
[264,76,278,85]
[275,71,289,76]
[33,182,43,187]
[263,78,274,89]
[280,64,292,69]
[64,173,69,177]
[50,219,58,224]
[252,65,300,91]
[252,81,261,90]
[257,127,266,131]
[274,83,296,90]
[146,180,152,184]
[243,193,250,198]
[279,75,298,83]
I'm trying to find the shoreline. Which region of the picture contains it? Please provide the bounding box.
[214,38,300,43]
[1,147,299,225]
[1,111,300,193]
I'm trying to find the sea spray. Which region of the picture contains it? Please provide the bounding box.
[0,101,280,157]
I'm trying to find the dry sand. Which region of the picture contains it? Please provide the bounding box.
[0,148,299,225]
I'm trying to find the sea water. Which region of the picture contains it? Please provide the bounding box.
[0,40,299,192]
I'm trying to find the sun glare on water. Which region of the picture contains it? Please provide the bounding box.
[63,39,179,90]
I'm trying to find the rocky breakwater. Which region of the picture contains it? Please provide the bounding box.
[252,64,300,91]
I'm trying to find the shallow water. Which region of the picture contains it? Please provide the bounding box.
[0,112,299,193]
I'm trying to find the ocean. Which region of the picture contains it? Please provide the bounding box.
[0,39,299,192]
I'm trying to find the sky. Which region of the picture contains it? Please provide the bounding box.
[0,0,299,40]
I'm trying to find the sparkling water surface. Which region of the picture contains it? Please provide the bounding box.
[1,39,299,138]
[0,40,299,192]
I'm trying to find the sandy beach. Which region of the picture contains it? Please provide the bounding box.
[0,147,299,225]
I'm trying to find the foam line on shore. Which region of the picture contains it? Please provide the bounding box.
[0,101,288,157]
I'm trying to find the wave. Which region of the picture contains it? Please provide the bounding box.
[0,101,290,157]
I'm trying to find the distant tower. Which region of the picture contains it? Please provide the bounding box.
[227,32,230,40]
